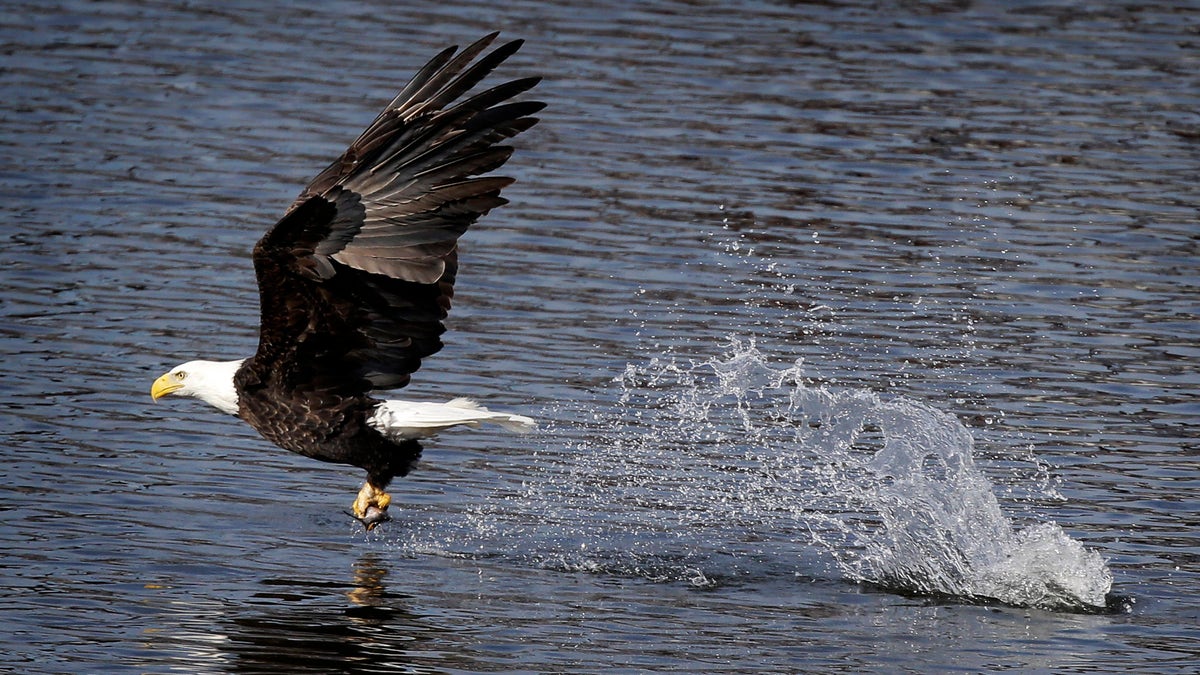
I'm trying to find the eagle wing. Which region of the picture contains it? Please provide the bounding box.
[245,33,542,394]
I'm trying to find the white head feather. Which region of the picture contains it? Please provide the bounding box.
[151,359,245,416]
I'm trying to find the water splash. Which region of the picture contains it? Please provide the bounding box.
[815,391,1113,610]
[404,340,1113,612]
[607,342,1111,610]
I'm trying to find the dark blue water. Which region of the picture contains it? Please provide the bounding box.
[3,1,1198,672]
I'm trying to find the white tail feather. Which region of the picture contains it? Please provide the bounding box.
[367,398,537,440]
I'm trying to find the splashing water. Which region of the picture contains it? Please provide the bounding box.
[816,391,1113,609]
[403,341,1113,612]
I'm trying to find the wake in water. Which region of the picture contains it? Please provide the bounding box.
[396,341,1114,613]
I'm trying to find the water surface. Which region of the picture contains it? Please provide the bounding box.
[2,1,1198,672]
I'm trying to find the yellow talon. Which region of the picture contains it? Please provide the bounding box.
[352,481,392,530]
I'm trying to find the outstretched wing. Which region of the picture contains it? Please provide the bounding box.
[245,33,542,394]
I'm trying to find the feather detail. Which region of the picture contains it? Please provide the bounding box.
[367,398,537,440]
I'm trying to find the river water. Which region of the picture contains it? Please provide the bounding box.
[2,1,1197,672]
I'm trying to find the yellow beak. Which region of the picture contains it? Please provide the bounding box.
[150,373,183,401]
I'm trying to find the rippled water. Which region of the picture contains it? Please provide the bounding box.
[3,1,1198,672]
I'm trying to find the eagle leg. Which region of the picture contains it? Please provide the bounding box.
[352,480,393,531]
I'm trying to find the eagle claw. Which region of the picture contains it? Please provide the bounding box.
[352,481,392,531]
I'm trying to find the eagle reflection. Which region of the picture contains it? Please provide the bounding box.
[346,554,390,614]
[226,553,447,673]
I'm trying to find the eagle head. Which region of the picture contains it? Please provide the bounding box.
[151,359,245,416]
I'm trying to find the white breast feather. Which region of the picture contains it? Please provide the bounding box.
[367,397,537,440]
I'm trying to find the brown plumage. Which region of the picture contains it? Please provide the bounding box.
[152,34,541,529]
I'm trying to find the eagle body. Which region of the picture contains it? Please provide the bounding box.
[151,34,541,529]
[234,366,420,484]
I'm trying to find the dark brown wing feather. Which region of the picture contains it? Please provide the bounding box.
[240,33,541,415]
[233,35,539,474]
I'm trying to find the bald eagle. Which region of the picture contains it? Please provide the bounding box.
[150,34,542,530]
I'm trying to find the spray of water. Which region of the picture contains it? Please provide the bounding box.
[396,340,1113,612]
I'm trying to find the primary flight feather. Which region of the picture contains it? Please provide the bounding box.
[150,34,541,530]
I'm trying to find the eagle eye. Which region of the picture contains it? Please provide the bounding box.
[176,371,187,380]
